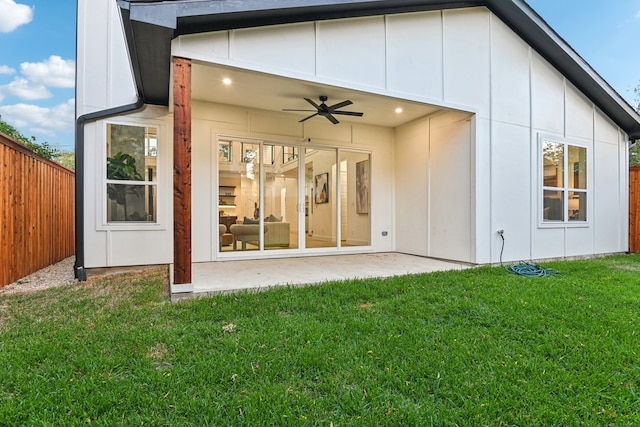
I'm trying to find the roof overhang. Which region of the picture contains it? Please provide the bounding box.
[116,0,640,139]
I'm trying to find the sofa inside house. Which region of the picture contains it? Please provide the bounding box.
[228,215,290,250]
[543,197,562,221]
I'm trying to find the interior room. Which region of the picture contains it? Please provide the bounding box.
[216,139,372,252]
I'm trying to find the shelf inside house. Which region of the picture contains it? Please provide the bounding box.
[219,185,237,209]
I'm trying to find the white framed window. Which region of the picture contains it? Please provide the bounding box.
[540,135,587,224]
[105,123,158,223]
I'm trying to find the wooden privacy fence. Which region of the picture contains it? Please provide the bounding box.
[631,166,640,253]
[1,132,75,288]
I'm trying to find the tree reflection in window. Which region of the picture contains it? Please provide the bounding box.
[106,124,158,222]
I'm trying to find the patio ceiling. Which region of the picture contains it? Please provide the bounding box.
[190,62,443,128]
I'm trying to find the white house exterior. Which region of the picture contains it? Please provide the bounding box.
[75,0,640,289]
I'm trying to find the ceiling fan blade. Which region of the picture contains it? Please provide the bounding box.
[299,113,318,122]
[327,100,353,111]
[325,114,340,125]
[332,111,364,117]
[282,109,317,112]
[304,98,321,109]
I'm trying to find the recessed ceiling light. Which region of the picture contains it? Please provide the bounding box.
[395,107,403,114]
[222,78,232,86]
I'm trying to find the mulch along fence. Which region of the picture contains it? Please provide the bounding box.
[631,166,640,253]
[1,132,75,288]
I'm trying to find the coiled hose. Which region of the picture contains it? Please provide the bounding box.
[499,234,560,277]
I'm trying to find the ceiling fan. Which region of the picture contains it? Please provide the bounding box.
[283,95,364,124]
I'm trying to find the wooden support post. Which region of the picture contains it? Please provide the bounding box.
[173,57,192,284]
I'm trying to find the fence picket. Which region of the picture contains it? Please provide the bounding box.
[0,133,75,287]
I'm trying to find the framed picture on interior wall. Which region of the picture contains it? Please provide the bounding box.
[218,141,232,162]
[315,172,329,204]
[356,159,369,214]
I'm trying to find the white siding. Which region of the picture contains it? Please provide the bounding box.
[490,17,530,127]
[317,17,387,89]
[490,123,532,262]
[429,112,473,262]
[594,140,624,254]
[394,111,473,263]
[566,83,595,141]
[443,9,491,119]
[76,0,137,114]
[83,108,174,269]
[386,12,443,99]
[395,119,430,256]
[78,2,630,268]
[531,53,565,135]
[191,120,214,262]
[233,23,317,76]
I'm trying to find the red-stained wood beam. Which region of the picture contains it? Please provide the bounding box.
[173,57,192,285]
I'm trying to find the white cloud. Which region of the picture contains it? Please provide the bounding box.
[0,0,33,33]
[0,77,51,101]
[0,99,75,136]
[20,56,75,88]
[0,65,16,75]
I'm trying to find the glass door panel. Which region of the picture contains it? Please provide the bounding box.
[305,148,337,249]
[264,144,298,250]
[218,139,264,252]
[339,151,371,247]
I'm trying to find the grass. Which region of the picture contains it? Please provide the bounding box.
[1,255,640,426]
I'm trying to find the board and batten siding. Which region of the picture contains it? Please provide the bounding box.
[77,1,629,268]
[0,133,75,287]
[173,7,628,263]
[76,0,137,117]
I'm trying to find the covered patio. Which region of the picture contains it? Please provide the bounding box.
[171,253,469,299]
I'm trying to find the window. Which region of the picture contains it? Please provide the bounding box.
[283,146,298,163]
[106,123,158,222]
[242,142,273,165]
[218,140,231,162]
[541,137,587,223]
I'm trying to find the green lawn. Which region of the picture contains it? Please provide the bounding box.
[1,255,640,426]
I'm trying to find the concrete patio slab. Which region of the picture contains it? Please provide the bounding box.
[173,253,470,299]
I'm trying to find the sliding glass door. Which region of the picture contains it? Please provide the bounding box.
[263,143,299,250]
[305,148,337,248]
[217,137,369,255]
[340,150,370,247]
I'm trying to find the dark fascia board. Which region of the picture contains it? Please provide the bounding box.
[117,0,640,139]
[122,0,480,30]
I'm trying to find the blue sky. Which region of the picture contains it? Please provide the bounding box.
[0,0,638,153]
